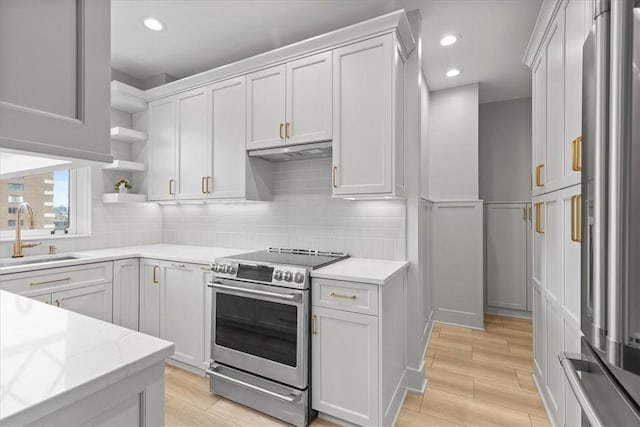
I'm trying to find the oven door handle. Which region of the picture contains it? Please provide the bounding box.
[206,365,302,403]
[208,282,301,301]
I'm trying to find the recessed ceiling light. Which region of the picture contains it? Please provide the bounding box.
[440,34,458,46]
[446,68,461,78]
[143,17,165,31]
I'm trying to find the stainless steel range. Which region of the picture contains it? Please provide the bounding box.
[206,248,348,426]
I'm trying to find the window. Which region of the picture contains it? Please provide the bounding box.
[7,183,24,192]
[7,195,23,203]
[7,220,23,228]
[0,168,90,239]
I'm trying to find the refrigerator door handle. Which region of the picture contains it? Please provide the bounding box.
[559,353,605,427]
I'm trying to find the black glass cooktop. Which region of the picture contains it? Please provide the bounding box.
[230,248,348,269]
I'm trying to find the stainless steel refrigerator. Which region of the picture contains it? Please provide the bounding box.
[559,1,640,426]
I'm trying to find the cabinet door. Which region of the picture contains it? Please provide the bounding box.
[285,51,332,145]
[161,262,201,367]
[202,270,214,370]
[485,204,528,310]
[532,197,547,299]
[332,35,393,196]
[0,0,111,163]
[32,294,52,305]
[52,283,113,323]
[311,306,378,426]
[176,88,209,200]
[139,259,161,337]
[246,65,286,150]
[532,54,547,196]
[113,259,140,331]
[149,98,177,201]
[545,15,565,192]
[210,76,246,199]
[563,0,586,186]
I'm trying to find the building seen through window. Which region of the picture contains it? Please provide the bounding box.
[0,170,70,232]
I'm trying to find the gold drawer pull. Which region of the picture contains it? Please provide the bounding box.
[535,164,544,187]
[535,202,544,234]
[153,265,159,284]
[285,122,291,138]
[312,315,317,335]
[572,136,582,171]
[330,292,356,300]
[30,277,71,286]
[279,123,284,139]
[332,166,338,188]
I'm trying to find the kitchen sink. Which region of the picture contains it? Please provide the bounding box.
[0,255,82,268]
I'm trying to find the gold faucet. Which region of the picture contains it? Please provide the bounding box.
[12,202,42,258]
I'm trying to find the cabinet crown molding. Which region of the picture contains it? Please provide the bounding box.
[144,9,415,101]
[522,0,564,68]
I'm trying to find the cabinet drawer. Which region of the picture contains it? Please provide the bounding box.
[312,279,378,315]
[0,262,113,297]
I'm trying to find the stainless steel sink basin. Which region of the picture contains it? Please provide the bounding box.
[0,255,82,268]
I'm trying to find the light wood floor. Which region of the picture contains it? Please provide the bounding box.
[398,314,551,427]
[164,314,550,426]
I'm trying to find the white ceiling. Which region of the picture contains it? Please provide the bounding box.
[111,0,542,103]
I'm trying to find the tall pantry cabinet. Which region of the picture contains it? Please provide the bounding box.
[524,1,592,426]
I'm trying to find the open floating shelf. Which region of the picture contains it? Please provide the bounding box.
[111,81,146,113]
[111,126,146,143]
[102,160,147,172]
[102,193,147,204]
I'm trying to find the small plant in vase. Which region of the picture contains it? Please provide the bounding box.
[115,178,132,193]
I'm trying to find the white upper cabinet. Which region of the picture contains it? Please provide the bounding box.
[176,88,209,200]
[246,51,333,150]
[246,65,287,150]
[532,54,547,194]
[209,77,247,199]
[285,52,332,145]
[0,0,112,163]
[148,98,177,201]
[545,15,564,193]
[332,34,405,198]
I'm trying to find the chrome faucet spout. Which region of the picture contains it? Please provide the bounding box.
[12,202,41,258]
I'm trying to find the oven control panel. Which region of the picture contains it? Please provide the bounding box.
[212,260,308,288]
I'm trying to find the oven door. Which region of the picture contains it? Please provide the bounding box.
[209,277,308,389]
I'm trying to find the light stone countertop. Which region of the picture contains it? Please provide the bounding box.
[311,257,409,285]
[0,244,409,285]
[0,290,174,425]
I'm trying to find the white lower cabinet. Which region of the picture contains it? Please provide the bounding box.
[160,261,201,367]
[52,283,113,323]
[202,269,214,370]
[312,274,405,427]
[113,258,140,330]
[312,306,379,426]
[0,262,114,322]
[139,258,161,337]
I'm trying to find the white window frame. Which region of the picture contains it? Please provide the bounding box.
[0,168,92,242]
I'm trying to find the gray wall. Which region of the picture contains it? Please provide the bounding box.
[479,97,532,202]
[427,84,479,201]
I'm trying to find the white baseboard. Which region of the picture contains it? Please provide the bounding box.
[485,306,532,319]
[533,372,559,427]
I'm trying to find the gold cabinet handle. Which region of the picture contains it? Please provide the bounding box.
[153,265,159,284]
[523,207,527,221]
[535,164,544,187]
[207,177,212,193]
[30,277,71,286]
[535,202,544,234]
[279,123,284,139]
[332,166,337,188]
[571,194,582,242]
[330,292,356,300]
[312,315,317,335]
[201,177,207,194]
[572,136,582,171]
[169,179,175,195]
[285,122,290,138]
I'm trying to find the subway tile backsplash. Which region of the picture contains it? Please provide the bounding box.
[162,159,407,260]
